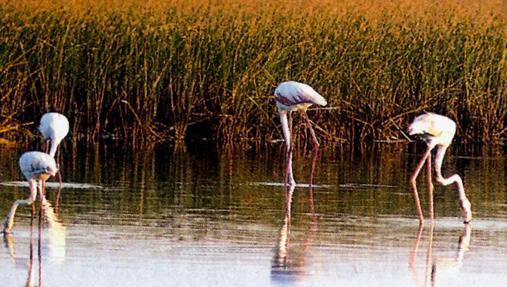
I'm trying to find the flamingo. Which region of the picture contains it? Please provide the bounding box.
[274,81,327,185]
[39,112,69,185]
[2,151,58,234]
[408,112,472,224]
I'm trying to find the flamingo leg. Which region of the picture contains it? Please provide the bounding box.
[280,111,295,186]
[287,112,295,186]
[303,112,320,148]
[2,180,38,234]
[56,149,63,189]
[410,146,432,224]
[426,152,434,221]
[434,146,472,223]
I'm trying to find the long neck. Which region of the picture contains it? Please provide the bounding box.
[434,145,466,200]
[279,112,291,148]
[433,145,448,178]
[49,139,59,158]
[29,179,38,201]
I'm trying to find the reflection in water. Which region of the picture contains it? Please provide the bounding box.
[431,224,472,285]
[41,195,67,264]
[0,144,505,286]
[2,193,66,286]
[3,204,40,287]
[272,184,297,282]
[271,184,318,285]
[409,224,472,287]
[272,148,319,284]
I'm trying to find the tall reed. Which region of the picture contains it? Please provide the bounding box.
[0,0,505,146]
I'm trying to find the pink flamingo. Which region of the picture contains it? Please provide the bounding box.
[274,81,327,186]
[2,151,58,234]
[408,113,472,224]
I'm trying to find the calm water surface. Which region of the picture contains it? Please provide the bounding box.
[0,143,506,286]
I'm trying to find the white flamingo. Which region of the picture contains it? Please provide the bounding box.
[2,151,58,234]
[408,112,472,224]
[39,112,69,185]
[274,81,327,185]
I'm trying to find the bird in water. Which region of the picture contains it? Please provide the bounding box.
[2,151,58,234]
[39,112,69,186]
[274,81,327,186]
[408,112,472,224]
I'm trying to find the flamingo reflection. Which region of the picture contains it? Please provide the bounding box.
[272,149,319,284]
[40,195,67,264]
[409,224,472,287]
[272,184,296,280]
[3,192,66,286]
[3,204,41,287]
[431,224,472,284]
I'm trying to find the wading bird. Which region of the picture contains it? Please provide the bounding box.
[274,81,327,185]
[39,112,69,185]
[408,113,472,224]
[2,152,58,234]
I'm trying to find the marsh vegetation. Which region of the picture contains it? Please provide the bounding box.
[1,0,505,146]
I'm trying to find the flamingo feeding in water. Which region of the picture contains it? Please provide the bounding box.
[408,112,472,224]
[39,112,69,185]
[2,151,58,234]
[274,81,327,185]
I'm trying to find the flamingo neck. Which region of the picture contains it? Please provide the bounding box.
[29,179,38,202]
[279,112,291,148]
[433,145,448,177]
[434,145,466,199]
[49,139,59,158]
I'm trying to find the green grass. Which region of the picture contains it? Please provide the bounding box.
[0,0,505,146]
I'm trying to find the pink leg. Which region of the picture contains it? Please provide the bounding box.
[57,168,62,187]
[426,153,434,221]
[284,112,295,186]
[410,146,433,224]
[57,150,63,188]
[288,112,294,152]
[303,112,319,148]
[279,111,295,187]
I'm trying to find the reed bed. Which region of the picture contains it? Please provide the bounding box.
[0,0,506,146]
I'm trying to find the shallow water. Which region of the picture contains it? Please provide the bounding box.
[0,143,506,286]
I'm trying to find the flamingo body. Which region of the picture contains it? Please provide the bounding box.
[39,112,69,158]
[408,113,456,148]
[274,81,327,186]
[408,113,472,224]
[2,152,57,233]
[19,151,58,180]
[274,81,327,112]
